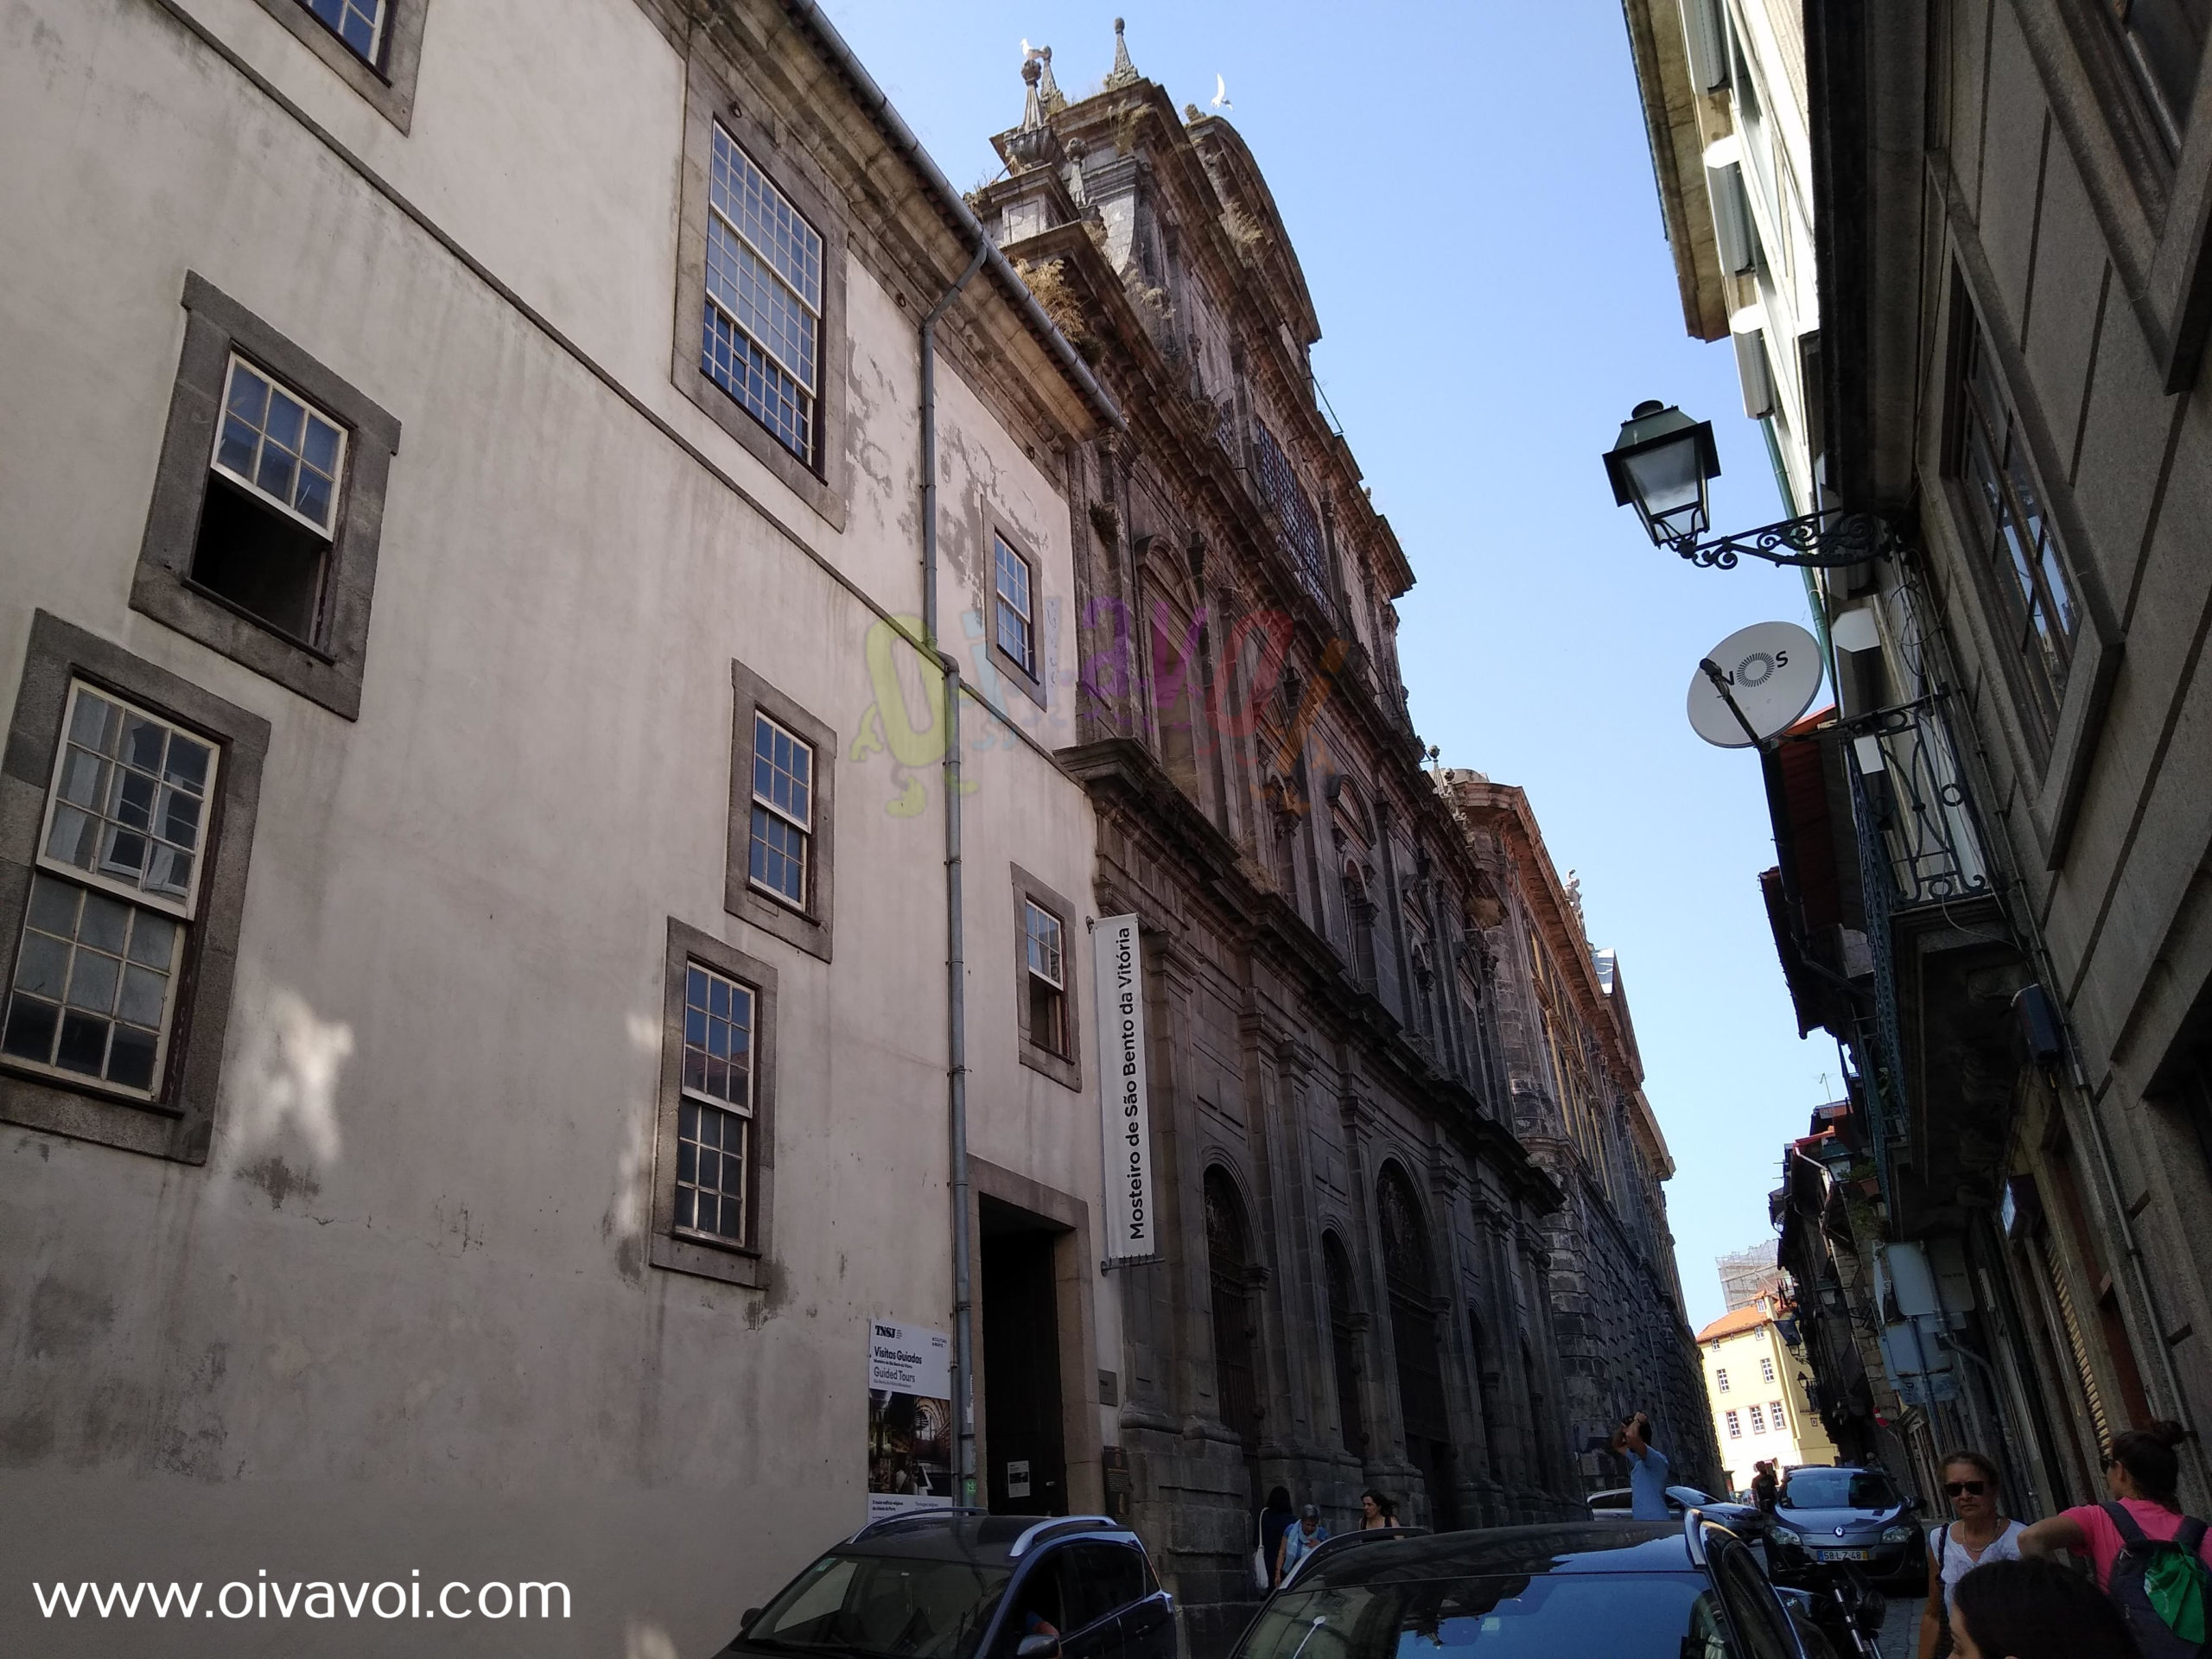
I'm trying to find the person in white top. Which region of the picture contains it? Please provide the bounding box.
[1918,1451,2029,1659]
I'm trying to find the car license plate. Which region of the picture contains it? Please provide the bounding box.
[1814,1548,1871,1561]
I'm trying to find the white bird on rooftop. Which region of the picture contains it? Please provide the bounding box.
[1211,73,1232,109]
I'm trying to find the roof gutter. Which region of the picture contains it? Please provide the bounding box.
[775,0,1127,435]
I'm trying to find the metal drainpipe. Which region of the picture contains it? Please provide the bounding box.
[922,236,991,1507]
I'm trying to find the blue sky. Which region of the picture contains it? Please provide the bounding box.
[819,0,1832,1332]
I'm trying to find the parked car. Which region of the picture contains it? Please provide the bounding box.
[1225,1514,1878,1659]
[714,1512,1174,1659]
[1764,1465,1926,1591]
[1585,1483,1774,1542]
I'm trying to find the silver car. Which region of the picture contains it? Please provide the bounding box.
[1763,1465,1926,1589]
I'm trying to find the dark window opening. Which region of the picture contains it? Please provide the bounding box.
[189,474,330,645]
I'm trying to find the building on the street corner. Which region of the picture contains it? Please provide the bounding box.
[1696,1293,1840,1493]
[1624,0,2212,1519]
[1440,772,1722,1502]
[0,2,1128,1653]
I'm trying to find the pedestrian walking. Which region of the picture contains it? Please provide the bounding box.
[2019,1421,2211,1658]
[1277,1503,1330,1584]
[1612,1412,1671,1521]
[1948,1557,2136,1659]
[1916,1451,2027,1659]
[1358,1490,1398,1530]
[1256,1486,1294,1590]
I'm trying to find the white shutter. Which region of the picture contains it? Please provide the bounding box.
[1733,328,1776,418]
[1681,0,1730,92]
[1707,162,1759,273]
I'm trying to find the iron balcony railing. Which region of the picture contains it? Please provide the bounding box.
[1843,696,1992,912]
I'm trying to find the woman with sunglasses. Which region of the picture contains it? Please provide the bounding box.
[1917,1451,2026,1659]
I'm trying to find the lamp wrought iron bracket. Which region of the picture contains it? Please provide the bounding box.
[1666,507,1909,571]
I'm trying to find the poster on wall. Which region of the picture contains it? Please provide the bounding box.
[1093,914,1155,1262]
[867,1319,953,1519]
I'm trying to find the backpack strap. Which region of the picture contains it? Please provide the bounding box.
[2105,1502,2154,1550]
[1936,1523,1951,1565]
[2177,1517,2209,1558]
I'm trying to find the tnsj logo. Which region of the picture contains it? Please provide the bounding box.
[849,596,1347,817]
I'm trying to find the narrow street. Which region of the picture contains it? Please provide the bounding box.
[1873,1597,1924,1659]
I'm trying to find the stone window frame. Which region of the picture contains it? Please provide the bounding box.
[0,612,270,1164]
[2018,2,2212,391]
[672,46,852,531]
[132,272,402,723]
[248,0,432,133]
[1010,864,1081,1092]
[648,918,778,1289]
[725,658,836,962]
[1929,259,2123,864]
[988,525,1049,710]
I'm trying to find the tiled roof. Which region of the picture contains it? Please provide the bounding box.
[1696,1303,1776,1343]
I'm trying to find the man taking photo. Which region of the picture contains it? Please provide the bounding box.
[1612,1412,1671,1520]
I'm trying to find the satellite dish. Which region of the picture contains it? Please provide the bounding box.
[1686,621,1823,748]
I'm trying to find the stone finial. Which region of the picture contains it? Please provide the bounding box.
[1105,16,1141,88]
[1007,51,1064,171]
[1020,53,1046,130]
[1038,44,1066,114]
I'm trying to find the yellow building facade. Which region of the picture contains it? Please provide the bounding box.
[1697,1300,1840,1494]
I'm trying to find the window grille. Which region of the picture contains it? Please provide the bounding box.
[301,0,385,62]
[4,683,217,1097]
[749,713,813,908]
[703,125,824,465]
[995,536,1035,676]
[1955,315,2079,747]
[677,962,753,1243]
[1251,422,1330,609]
[1748,1404,1767,1434]
[1024,900,1067,1058]
[1726,1409,1742,1439]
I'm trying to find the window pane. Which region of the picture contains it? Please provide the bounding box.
[1953,317,2080,744]
[41,685,217,915]
[751,806,807,906]
[702,125,824,465]
[676,1095,748,1243]
[304,0,385,63]
[681,961,754,1112]
[10,880,181,1096]
[210,355,346,533]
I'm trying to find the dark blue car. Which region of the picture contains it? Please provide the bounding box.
[1226,1514,1873,1659]
[716,1514,1176,1659]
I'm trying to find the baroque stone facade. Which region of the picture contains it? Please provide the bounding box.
[971,34,1707,1651]
[1443,774,1722,1497]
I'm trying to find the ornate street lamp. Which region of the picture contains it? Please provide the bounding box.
[1603,400,1906,569]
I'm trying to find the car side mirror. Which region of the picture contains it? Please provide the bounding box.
[1018,1636,1061,1659]
[1904,1495,1922,1513]
[741,1609,764,1631]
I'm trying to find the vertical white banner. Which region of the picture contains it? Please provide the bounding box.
[867,1319,953,1519]
[1094,914,1154,1261]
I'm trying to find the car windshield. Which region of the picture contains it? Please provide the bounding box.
[1238,1572,1730,1659]
[1778,1471,1902,1511]
[748,1551,1013,1659]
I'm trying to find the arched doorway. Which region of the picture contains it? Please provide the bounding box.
[1378,1165,1459,1529]
[1205,1168,1262,1467]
